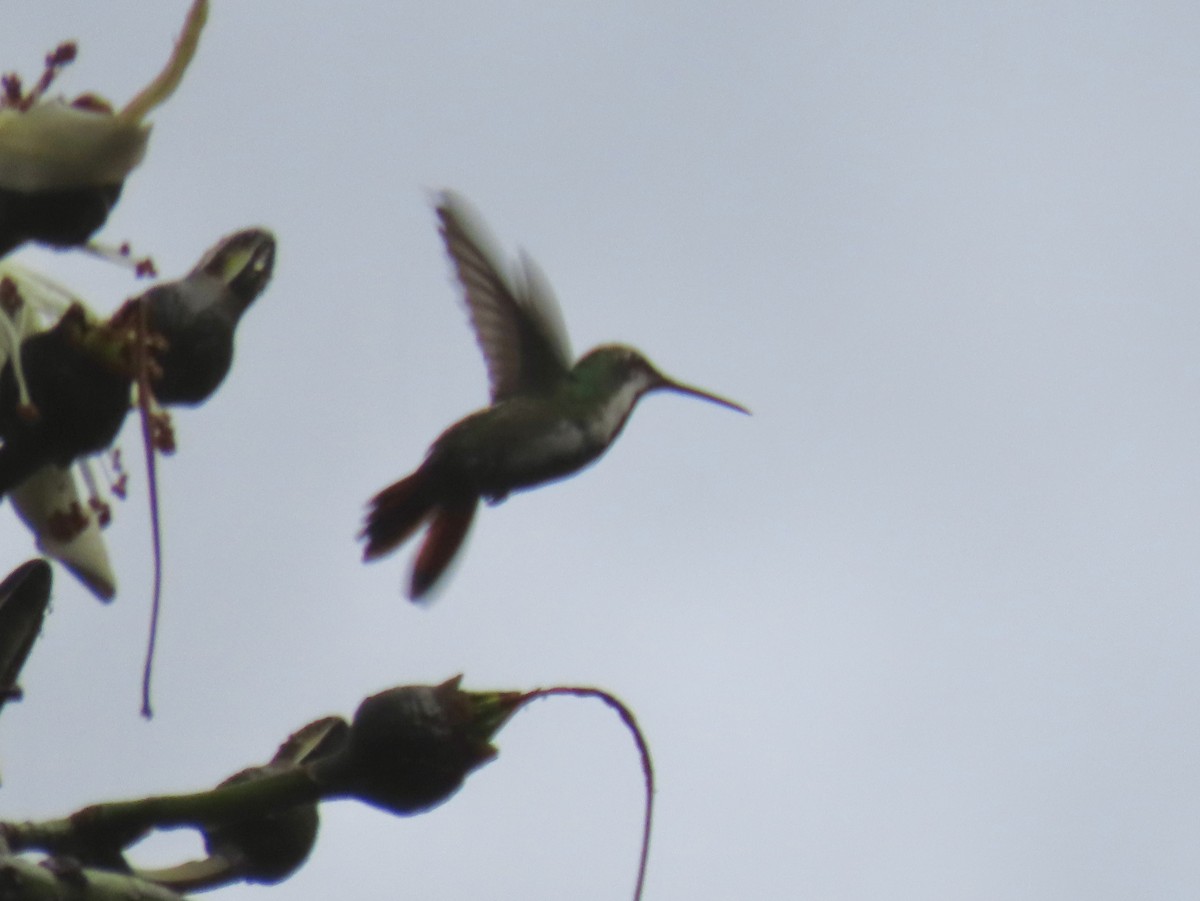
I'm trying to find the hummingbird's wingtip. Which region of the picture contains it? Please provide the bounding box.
[432,188,472,222]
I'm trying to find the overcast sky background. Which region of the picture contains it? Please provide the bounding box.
[2,2,1200,899]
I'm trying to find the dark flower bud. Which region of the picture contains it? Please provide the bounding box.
[313,676,522,816]
[198,714,348,884]
[0,184,123,258]
[122,228,275,406]
[197,763,320,886]
[0,305,132,496]
[136,717,347,894]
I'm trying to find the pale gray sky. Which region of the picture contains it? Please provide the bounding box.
[3,2,1200,899]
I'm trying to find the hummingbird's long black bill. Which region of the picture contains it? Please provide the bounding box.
[661,378,750,415]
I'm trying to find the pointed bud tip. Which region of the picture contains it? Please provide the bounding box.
[0,559,52,600]
[458,684,526,745]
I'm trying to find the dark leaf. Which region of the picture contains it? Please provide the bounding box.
[0,558,51,718]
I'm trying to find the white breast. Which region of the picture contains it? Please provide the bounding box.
[586,371,654,444]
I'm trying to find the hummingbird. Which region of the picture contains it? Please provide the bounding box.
[361,192,749,601]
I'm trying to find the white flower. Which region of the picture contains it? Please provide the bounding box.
[0,0,208,193]
[0,260,118,602]
[9,463,116,601]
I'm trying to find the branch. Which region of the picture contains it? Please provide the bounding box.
[0,855,185,901]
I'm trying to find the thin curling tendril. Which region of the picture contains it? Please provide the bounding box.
[516,686,654,901]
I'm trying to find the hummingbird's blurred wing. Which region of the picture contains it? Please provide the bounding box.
[436,192,572,402]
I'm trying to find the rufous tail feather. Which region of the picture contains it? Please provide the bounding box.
[360,468,437,560]
[409,499,477,600]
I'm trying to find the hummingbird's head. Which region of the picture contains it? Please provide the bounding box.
[587,344,750,414]
[190,227,276,314]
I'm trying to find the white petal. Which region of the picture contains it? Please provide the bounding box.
[9,465,116,602]
[0,0,209,191]
[0,103,149,191]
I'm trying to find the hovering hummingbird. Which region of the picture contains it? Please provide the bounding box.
[361,192,749,600]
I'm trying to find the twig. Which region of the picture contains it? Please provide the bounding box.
[517,686,655,901]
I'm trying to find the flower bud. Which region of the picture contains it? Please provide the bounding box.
[313,676,522,816]
[198,763,320,886]
[124,228,276,406]
[0,305,132,496]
